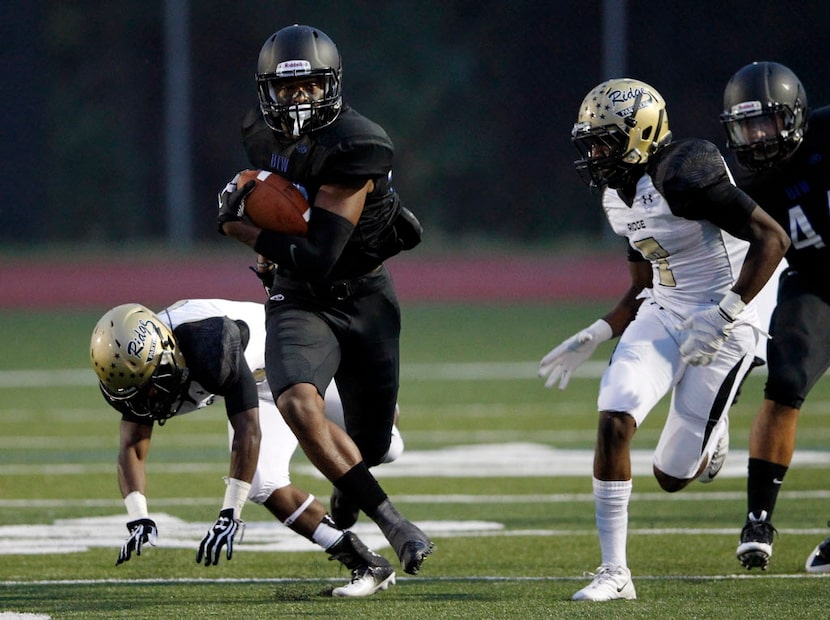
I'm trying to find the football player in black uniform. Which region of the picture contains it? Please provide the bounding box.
[218,24,432,576]
[721,61,830,573]
[91,300,397,596]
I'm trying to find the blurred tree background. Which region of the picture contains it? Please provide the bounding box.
[4,0,830,254]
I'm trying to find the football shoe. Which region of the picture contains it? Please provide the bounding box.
[572,564,636,601]
[332,564,396,597]
[736,511,776,570]
[326,531,396,597]
[805,528,830,574]
[698,424,729,483]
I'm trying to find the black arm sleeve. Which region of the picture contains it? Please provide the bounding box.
[657,139,757,235]
[173,318,258,417]
[222,355,258,417]
[253,206,355,280]
[694,181,758,236]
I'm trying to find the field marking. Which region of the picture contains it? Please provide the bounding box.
[0,362,606,388]
[2,489,829,510]
[3,443,828,479]
[1,511,828,557]
[3,573,828,587]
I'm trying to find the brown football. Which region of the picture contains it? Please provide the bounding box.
[237,169,310,235]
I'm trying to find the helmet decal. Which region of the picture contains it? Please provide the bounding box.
[276,60,312,76]
[126,319,159,362]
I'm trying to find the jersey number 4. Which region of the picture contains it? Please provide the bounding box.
[788,191,830,250]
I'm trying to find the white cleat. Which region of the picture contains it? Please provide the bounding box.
[572,564,636,601]
[699,424,729,483]
[332,565,396,597]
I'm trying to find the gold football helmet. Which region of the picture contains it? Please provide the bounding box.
[572,78,672,188]
[90,303,189,421]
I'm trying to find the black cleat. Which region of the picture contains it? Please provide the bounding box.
[387,519,434,575]
[736,512,776,570]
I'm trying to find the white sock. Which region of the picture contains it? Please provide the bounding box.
[593,476,632,568]
[312,519,345,551]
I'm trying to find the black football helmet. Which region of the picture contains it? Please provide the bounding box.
[720,61,809,171]
[256,24,343,137]
[572,78,672,189]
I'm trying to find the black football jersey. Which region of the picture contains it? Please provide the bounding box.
[240,104,406,278]
[732,105,830,288]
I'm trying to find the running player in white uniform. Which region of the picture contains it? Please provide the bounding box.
[91,299,402,597]
[538,79,789,602]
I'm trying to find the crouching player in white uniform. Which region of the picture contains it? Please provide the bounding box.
[538,79,789,602]
[90,299,403,597]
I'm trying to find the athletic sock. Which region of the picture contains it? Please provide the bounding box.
[312,515,344,550]
[593,477,632,568]
[747,457,788,522]
[333,462,387,516]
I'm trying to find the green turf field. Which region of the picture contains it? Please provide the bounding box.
[1,302,828,619]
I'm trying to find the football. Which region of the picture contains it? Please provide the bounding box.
[237,169,310,235]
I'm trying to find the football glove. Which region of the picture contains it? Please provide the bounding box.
[249,261,276,296]
[217,175,255,235]
[539,319,612,389]
[116,518,158,566]
[196,508,244,566]
[677,304,737,366]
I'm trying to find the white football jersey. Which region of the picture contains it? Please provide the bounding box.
[158,299,266,415]
[602,173,753,318]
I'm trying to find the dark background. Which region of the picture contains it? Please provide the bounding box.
[4,0,829,254]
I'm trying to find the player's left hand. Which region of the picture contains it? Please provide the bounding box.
[196,508,244,566]
[677,305,735,366]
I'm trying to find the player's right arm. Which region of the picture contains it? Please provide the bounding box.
[115,419,158,565]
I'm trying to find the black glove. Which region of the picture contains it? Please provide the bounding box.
[249,261,276,296]
[217,177,255,235]
[196,508,243,566]
[116,518,158,566]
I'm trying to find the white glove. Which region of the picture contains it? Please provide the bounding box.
[538,319,613,389]
[677,292,744,366]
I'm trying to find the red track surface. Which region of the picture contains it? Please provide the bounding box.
[0,253,628,310]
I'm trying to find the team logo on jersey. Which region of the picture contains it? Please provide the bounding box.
[639,193,655,208]
[269,153,289,172]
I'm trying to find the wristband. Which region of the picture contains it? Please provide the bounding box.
[589,319,614,342]
[222,477,252,520]
[124,491,149,520]
[718,290,746,322]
